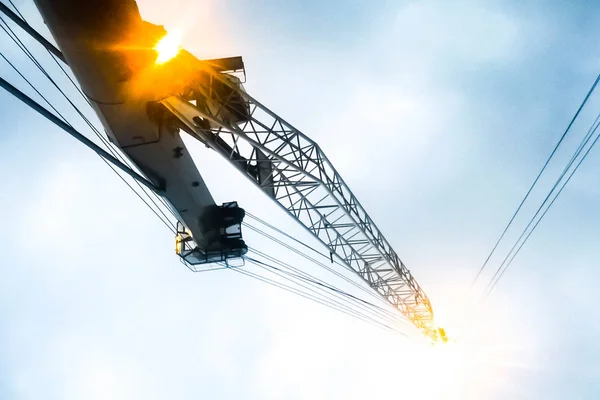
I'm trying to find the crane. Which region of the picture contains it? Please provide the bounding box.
[5,0,442,341]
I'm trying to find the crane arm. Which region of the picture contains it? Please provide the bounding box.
[160,64,437,338]
[14,0,437,339]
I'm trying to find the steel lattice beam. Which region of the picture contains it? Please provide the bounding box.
[4,0,439,339]
[161,67,437,339]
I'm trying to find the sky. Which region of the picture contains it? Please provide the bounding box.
[1,0,600,399]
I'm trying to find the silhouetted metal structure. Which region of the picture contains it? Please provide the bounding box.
[1,0,438,340]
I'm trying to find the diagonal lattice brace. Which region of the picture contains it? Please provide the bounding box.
[161,69,438,339]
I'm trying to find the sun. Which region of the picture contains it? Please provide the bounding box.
[154,30,181,64]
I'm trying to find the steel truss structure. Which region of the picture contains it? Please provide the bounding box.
[0,2,436,337]
[161,67,436,338]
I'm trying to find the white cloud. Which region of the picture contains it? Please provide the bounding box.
[392,1,525,67]
[2,0,600,399]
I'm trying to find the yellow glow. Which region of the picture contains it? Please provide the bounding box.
[154,31,181,64]
[175,236,182,254]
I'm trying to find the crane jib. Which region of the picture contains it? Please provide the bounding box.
[3,0,443,341]
[160,76,439,339]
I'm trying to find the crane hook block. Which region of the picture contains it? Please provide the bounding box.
[175,201,248,266]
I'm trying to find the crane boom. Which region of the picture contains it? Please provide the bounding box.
[16,0,439,340]
[160,64,437,338]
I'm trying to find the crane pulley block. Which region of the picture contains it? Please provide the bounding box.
[175,202,248,266]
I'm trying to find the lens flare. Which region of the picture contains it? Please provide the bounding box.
[154,31,181,64]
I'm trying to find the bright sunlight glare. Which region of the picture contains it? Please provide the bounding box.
[387,284,531,399]
[154,30,181,64]
[398,324,511,399]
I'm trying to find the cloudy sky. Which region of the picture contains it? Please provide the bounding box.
[1,0,600,398]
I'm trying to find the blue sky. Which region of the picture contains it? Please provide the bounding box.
[1,0,600,398]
